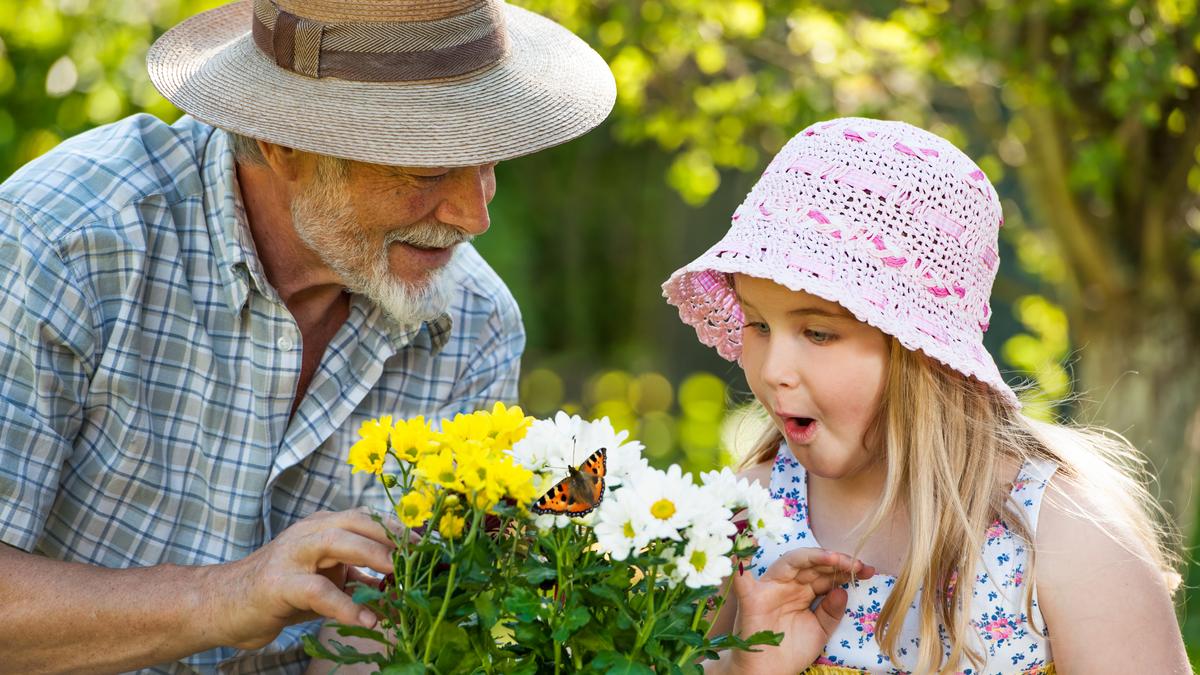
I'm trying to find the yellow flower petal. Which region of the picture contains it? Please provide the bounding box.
[397,489,434,529]
[438,511,467,539]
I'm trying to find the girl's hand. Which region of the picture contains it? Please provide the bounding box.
[727,548,874,675]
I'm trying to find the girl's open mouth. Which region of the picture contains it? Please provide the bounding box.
[783,416,818,444]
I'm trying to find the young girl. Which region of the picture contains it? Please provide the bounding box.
[662,118,1189,674]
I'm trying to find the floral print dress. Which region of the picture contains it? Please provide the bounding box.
[751,443,1056,674]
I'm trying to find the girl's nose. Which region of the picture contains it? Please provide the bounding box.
[760,338,802,390]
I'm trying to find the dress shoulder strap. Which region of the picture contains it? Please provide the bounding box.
[1008,457,1058,532]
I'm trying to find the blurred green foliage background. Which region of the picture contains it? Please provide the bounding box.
[3,0,1200,662]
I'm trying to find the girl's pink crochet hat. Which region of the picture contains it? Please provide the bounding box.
[662,117,1020,408]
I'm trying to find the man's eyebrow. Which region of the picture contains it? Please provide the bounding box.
[733,291,850,319]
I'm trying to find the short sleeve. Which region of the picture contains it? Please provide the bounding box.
[0,199,97,552]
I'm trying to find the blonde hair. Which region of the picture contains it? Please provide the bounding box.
[737,337,1180,673]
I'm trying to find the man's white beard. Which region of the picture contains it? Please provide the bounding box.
[290,174,466,327]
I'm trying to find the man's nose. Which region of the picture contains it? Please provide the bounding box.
[434,164,495,237]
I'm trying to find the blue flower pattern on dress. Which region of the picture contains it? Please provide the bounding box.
[751,444,1056,674]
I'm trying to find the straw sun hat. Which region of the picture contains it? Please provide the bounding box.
[147,0,617,167]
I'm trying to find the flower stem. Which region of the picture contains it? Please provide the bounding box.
[632,565,659,658]
[422,560,458,665]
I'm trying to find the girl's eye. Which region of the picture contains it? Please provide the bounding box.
[806,329,835,344]
[745,321,770,335]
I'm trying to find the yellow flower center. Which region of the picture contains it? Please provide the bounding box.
[650,498,676,521]
[622,520,636,539]
[689,549,708,571]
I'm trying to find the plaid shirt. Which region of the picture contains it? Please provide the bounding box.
[0,114,524,673]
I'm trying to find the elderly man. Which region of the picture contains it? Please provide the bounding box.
[0,0,613,672]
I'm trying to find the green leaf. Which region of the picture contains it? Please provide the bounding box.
[551,604,591,641]
[591,651,655,675]
[351,584,385,605]
[587,583,628,605]
[378,663,425,675]
[431,622,472,673]
[300,635,389,666]
[503,586,546,620]
[709,629,784,652]
[655,631,703,648]
[333,624,390,644]
[473,591,499,629]
[301,635,339,661]
[520,565,558,585]
[404,588,434,613]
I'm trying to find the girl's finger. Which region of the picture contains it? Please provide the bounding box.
[814,587,849,637]
[760,547,831,582]
[730,557,750,595]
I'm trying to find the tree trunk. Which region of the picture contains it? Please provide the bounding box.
[1073,303,1200,541]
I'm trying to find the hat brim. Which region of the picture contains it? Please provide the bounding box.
[662,249,1023,411]
[147,1,616,167]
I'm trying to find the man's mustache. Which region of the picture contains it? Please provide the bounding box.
[387,221,473,249]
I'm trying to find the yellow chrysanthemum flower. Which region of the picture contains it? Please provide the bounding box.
[438,411,492,446]
[438,511,467,539]
[391,416,435,463]
[488,402,533,448]
[457,452,505,511]
[347,416,393,475]
[415,448,462,491]
[493,457,537,507]
[397,489,434,529]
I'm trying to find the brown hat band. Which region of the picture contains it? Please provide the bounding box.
[251,0,510,82]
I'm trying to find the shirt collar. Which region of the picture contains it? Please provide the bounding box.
[200,126,273,312]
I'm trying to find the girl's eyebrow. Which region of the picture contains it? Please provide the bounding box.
[787,307,851,319]
[734,292,851,319]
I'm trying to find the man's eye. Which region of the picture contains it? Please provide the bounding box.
[413,173,447,183]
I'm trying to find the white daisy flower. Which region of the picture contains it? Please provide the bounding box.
[627,464,700,542]
[533,513,569,531]
[699,467,754,511]
[743,485,794,544]
[509,412,647,490]
[593,489,648,560]
[684,498,737,543]
[671,533,734,589]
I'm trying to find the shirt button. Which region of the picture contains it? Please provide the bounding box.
[277,335,295,352]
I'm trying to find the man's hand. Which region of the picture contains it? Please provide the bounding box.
[206,508,399,650]
[725,548,875,675]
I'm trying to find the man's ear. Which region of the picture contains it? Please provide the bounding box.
[256,140,308,183]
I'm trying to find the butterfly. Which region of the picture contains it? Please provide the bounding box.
[531,447,607,516]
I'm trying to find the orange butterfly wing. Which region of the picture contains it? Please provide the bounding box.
[532,448,607,516]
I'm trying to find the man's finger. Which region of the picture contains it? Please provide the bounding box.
[328,509,407,547]
[301,529,395,575]
[286,574,377,628]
